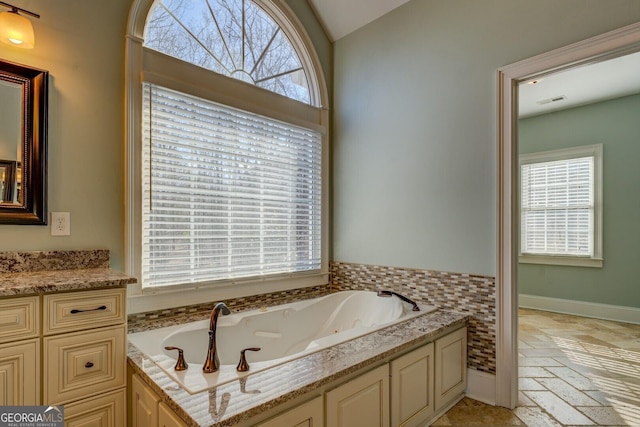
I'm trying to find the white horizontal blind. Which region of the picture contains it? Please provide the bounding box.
[142,83,322,288]
[521,156,594,256]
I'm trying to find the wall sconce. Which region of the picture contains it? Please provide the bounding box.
[0,1,39,49]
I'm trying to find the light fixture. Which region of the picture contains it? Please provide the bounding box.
[0,1,39,49]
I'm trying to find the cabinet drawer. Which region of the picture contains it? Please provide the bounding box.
[44,325,126,405]
[0,296,39,341]
[43,288,125,335]
[64,388,126,427]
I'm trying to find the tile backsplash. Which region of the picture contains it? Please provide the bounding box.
[330,261,496,374]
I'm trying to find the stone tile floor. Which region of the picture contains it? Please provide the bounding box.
[431,308,640,426]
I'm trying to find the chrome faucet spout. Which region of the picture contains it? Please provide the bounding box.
[203,302,231,373]
[377,290,420,311]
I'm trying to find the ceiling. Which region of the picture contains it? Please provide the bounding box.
[519,51,640,118]
[308,0,411,42]
[307,1,640,117]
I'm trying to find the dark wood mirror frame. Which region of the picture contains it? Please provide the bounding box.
[0,59,48,225]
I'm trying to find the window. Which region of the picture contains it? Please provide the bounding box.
[142,84,322,287]
[144,0,312,104]
[519,144,603,267]
[125,0,328,308]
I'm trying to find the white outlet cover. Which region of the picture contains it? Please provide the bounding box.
[51,212,70,236]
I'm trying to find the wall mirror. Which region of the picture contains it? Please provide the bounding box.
[0,59,48,224]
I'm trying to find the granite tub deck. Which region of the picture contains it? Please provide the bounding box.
[128,307,470,427]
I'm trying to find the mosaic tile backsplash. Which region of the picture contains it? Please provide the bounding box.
[330,261,496,374]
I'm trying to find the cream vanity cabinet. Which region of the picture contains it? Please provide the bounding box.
[131,325,467,427]
[264,326,466,427]
[0,296,40,405]
[390,342,434,427]
[326,326,466,427]
[0,288,127,426]
[434,326,467,411]
[131,374,187,427]
[326,364,390,427]
[256,396,324,427]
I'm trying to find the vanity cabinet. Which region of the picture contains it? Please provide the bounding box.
[0,288,127,425]
[130,325,467,427]
[0,296,40,405]
[434,326,467,411]
[390,342,434,427]
[131,374,187,427]
[256,396,323,427]
[326,364,390,427]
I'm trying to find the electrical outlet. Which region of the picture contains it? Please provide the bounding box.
[51,212,70,236]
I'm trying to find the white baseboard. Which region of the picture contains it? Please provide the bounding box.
[466,368,496,405]
[519,294,640,325]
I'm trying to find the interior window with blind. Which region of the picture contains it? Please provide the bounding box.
[142,84,322,288]
[126,0,328,295]
[519,144,603,267]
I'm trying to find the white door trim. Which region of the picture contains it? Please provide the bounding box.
[495,21,640,409]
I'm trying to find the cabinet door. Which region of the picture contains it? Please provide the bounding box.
[0,338,39,405]
[390,343,434,427]
[257,396,323,427]
[434,327,467,411]
[159,402,187,427]
[326,364,389,427]
[131,374,159,427]
[64,388,126,427]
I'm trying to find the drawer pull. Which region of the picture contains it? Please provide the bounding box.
[70,305,107,314]
[85,362,94,368]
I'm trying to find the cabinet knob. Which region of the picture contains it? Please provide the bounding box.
[164,346,189,371]
[237,347,261,372]
[85,361,94,368]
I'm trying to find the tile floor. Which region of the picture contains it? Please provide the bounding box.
[431,308,640,426]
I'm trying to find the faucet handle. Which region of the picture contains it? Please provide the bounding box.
[164,346,189,371]
[237,347,261,372]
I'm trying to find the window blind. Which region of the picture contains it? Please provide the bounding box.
[142,83,322,288]
[521,156,594,256]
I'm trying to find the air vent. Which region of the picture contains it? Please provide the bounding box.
[537,95,567,105]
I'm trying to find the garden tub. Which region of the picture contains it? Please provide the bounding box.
[128,290,436,393]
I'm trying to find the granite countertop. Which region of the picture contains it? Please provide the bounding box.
[0,268,137,296]
[128,308,469,427]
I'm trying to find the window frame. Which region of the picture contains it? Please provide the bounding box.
[124,0,329,314]
[519,144,603,268]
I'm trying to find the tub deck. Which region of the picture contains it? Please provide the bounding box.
[127,307,469,427]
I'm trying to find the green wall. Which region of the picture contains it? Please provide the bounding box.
[332,0,640,277]
[518,94,640,308]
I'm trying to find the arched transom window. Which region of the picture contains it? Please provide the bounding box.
[125,0,328,304]
[144,0,311,104]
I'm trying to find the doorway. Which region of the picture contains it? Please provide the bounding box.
[496,21,640,409]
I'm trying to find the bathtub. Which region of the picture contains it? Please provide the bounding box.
[128,290,437,393]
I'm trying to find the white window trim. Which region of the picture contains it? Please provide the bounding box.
[124,0,330,314]
[519,144,603,268]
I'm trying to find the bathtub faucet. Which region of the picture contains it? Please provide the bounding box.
[203,302,231,373]
[377,290,420,311]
